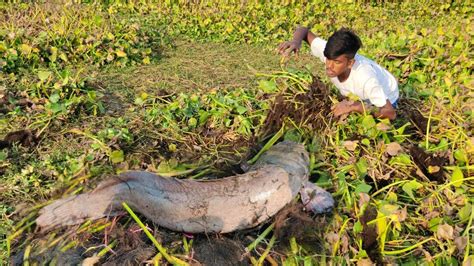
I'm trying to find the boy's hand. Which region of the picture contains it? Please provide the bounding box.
[332,100,356,117]
[277,40,301,57]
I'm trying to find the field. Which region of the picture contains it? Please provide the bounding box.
[1,1,473,265]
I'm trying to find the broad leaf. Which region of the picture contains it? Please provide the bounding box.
[109,150,124,163]
[402,180,423,201]
[38,70,51,81]
[451,166,463,187]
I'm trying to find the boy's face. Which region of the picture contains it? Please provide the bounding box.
[325,55,355,78]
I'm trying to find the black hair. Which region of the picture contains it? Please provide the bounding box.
[324,28,362,60]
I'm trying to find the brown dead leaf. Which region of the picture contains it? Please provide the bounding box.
[454,225,464,237]
[437,223,454,240]
[376,122,391,132]
[415,168,428,179]
[326,232,339,246]
[425,211,440,220]
[385,142,402,156]
[357,258,374,266]
[454,236,468,253]
[82,255,100,266]
[222,131,238,141]
[358,192,370,209]
[395,207,407,222]
[343,140,359,151]
[341,234,349,254]
[463,256,474,266]
[420,248,433,262]
[452,195,467,206]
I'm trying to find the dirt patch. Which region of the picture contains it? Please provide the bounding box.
[83,80,128,116]
[409,145,447,182]
[260,77,332,138]
[273,201,326,255]
[10,246,85,266]
[0,92,33,114]
[364,174,392,192]
[360,204,382,265]
[396,98,429,140]
[193,236,248,266]
[0,129,36,149]
[103,246,156,266]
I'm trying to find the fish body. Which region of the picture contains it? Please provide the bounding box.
[37,141,311,233]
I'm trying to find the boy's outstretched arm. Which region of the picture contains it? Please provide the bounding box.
[277,26,317,56]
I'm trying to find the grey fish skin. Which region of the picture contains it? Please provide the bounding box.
[36,141,310,233]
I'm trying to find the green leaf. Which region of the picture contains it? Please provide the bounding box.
[49,93,60,103]
[0,150,7,161]
[355,158,368,177]
[284,129,301,142]
[188,117,197,127]
[379,203,399,216]
[361,115,376,129]
[386,192,398,203]
[235,105,247,115]
[59,53,68,62]
[389,153,412,166]
[458,203,472,222]
[453,149,467,163]
[402,180,423,201]
[361,138,371,146]
[168,144,177,153]
[258,80,278,93]
[428,217,443,232]
[355,182,372,194]
[38,70,51,81]
[134,97,144,106]
[19,44,32,54]
[376,211,388,251]
[109,150,124,163]
[198,111,210,125]
[116,49,127,57]
[49,103,63,113]
[451,166,463,187]
[156,159,195,177]
[353,220,363,234]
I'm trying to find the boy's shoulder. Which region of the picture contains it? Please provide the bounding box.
[352,57,378,82]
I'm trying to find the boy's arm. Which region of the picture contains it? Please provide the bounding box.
[333,100,396,120]
[277,26,317,56]
[374,101,396,120]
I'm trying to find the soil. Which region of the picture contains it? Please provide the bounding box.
[260,76,333,138]
[396,98,429,140]
[0,93,33,114]
[0,129,36,149]
[364,174,392,192]
[360,204,383,265]
[273,201,326,254]
[409,145,448,182]
[192,237,248,266]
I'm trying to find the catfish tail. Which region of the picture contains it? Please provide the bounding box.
[36,182,126,230]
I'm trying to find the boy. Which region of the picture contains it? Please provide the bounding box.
[278,27,399,120]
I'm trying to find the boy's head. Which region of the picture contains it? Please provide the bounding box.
[323,28,362,78]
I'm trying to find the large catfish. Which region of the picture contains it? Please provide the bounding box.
[36,141,334,233]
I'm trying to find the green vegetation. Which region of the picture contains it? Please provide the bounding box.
[1,1,472,265]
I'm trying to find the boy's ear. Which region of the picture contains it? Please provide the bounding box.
[348,58,355,68]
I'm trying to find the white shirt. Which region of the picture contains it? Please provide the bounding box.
[311,37,399,107]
